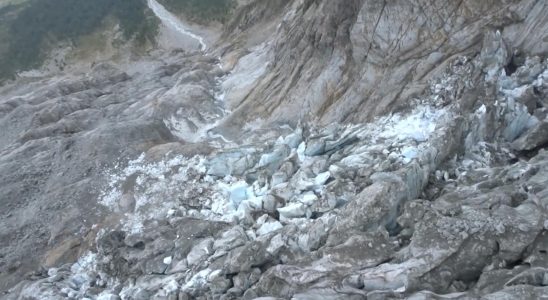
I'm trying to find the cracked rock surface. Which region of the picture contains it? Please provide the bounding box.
[2,0,548,299]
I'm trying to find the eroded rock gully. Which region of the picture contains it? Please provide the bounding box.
[1,0,548,299]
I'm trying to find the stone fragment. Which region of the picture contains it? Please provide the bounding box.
[187,238,214,267]
[512,121,548,151]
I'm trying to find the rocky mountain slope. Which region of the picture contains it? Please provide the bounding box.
[216,0,548,128]
[1,0,548,299]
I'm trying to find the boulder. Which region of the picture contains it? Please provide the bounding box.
[512,121,548,151]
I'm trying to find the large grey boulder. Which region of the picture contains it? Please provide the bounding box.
[512,121,548,151]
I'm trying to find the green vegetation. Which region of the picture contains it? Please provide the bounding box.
[0,0,158,81]
[158,0,235,24]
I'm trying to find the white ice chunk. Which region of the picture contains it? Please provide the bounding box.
[314,172,331,186]
[297,142,307,162]
[284,128,303,149]
[277,203,307,218]
[401,147,419,164]
[300,192,318,206]
[226,181,249,208]
[379,106,446,143]
[257,221,283,236]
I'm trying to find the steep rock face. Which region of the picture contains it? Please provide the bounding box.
[220,0,548,129]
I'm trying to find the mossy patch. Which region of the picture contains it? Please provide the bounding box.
[0,0,158,81]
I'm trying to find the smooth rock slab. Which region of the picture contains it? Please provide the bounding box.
[224,241,270,274]
[187,238,214,267]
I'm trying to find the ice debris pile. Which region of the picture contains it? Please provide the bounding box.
[5,40,548,300]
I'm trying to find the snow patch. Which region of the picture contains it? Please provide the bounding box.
[147,0,207,51]
[378,106,447,143]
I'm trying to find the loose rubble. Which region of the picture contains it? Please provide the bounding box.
[4,31,548,299]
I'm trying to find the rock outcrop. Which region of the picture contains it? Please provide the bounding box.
[1,0,548,299]
[219,0,548,130]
